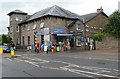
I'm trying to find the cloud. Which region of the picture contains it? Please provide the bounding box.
[0,0,119,34]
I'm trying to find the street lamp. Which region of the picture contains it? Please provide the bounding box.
[83,19,86,50]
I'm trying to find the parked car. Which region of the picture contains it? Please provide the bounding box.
[0,45,10,53]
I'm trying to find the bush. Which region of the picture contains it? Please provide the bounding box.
[93,33,105,41]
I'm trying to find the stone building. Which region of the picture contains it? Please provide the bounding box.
[7,5,108,50]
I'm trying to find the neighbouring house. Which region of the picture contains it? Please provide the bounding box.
[7,5,108,50]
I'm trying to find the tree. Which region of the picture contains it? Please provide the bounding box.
[1,34,12,45]
[103,11,120,38]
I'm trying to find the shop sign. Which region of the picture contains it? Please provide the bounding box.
[54,29,66,33]
[37,32,42,35]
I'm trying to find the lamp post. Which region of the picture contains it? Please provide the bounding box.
[83,19,86,50]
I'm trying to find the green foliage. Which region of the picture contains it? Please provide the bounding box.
[103,11,120,38]
[1,34,12,45]
[93,33,105,41]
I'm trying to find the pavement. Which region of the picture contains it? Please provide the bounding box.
[1,47,119,61]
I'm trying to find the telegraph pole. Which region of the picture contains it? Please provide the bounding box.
[83,19,86,50]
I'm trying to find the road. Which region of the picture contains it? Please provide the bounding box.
[1,53,120,79]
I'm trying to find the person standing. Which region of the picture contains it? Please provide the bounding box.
[89,39,94,51]
[37,41,40,53]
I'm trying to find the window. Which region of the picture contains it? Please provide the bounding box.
[16,16,19,21]
[17,38,20,45]
[22,36,24,45]
[28,36,30,45]
[27,26,30,30]
[33,24,37,30]
[76,24,81,30]
[19,17,22,21]
[22,25,25,31]
[76,38,81,46]
[16,26,19,32]
[40,22,44,28]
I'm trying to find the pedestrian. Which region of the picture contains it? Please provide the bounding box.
[37,41,40,53]
[90,39,94,51]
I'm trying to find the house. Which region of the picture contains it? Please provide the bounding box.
[7,5,108,50]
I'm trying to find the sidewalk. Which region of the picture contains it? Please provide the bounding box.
[2,48,119,60]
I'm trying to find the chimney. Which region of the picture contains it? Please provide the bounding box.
[97,6,103,12]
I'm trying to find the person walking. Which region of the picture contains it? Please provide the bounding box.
[37,41,40,53]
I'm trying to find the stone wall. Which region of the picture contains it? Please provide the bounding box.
[96,35,118,49]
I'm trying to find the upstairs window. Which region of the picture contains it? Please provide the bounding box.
[16,26,19,32]
[33,24,37,30]
[22,25,25,31]
[76,24,81,30]
[16,16,19,21]
[27,26,30,30]
[19,17,22,21]
[40,22,44,28]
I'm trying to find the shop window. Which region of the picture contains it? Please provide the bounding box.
[28,36,30,45]
[81,37,84,42]
[40,22,44,28]
[76,24,81,30]
[76,38,81,46]
[33,24,37,30]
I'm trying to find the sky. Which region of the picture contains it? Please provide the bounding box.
[0,0,120,35]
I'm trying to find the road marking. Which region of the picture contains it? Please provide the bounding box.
[13,56,119,78]
[69,68,118,78]
[24,60,39,67]
[6,58,13,62]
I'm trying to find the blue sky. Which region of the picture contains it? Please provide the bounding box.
[0,0,119,34]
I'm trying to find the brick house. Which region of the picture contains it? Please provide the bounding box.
[7,5,108,50]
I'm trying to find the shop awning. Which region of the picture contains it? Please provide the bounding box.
[56,34,73,36]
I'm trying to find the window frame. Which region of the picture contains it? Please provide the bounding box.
[16,26,19,32]
[76,38,81,46]
[76,24,81,30]
[40,22,44,28]
[33,24,37,30]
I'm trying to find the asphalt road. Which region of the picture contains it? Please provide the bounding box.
[1,53,120,78]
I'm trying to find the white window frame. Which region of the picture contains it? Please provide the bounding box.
[40,22,44,28]
[33,24,37,30]
[16,16,19,21]
[16,26,19,32]
[76,38,81,46]
[76,24,81,30]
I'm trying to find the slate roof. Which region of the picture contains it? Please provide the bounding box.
[8,9,27,16]
[21,5,83,24]
[81,12,108,23]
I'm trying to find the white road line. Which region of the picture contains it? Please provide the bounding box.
[6,58,13,62]
[24,60,39,67]
[69,68,118,78]
[68,68,94,78]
